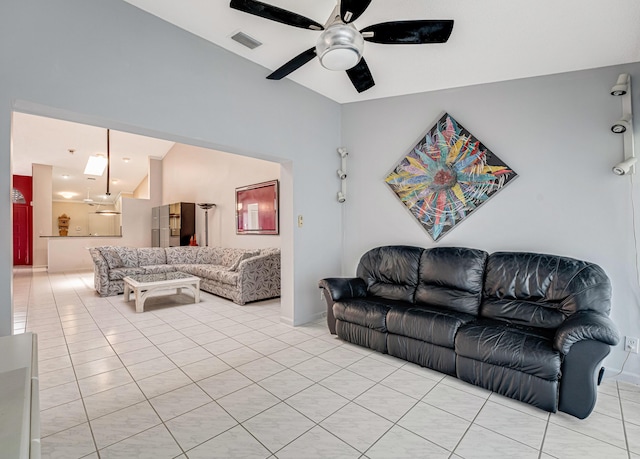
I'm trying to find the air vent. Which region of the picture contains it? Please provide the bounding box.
[231,31,262,50]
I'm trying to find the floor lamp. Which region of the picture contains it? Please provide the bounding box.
[197,203,216,247]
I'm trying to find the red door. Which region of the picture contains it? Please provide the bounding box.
[13,175,33,266]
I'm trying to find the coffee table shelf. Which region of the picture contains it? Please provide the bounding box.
[123,271,200,312]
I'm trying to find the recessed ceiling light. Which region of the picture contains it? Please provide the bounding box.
[62,174,69,179]
[111,179,118,184]
[122,157,130,163]
[59,192,75,199]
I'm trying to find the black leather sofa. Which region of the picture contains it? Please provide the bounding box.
[319,246,620,419]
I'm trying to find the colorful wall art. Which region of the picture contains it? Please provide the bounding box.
[385,113,518,241]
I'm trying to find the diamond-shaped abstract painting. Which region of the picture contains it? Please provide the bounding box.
[385,113,518,241]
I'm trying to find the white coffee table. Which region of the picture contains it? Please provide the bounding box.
[123,271,200,313]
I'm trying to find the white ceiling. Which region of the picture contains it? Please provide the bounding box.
[12,113,175,204]
[122,0,640,104]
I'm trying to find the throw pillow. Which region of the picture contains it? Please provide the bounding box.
[230,250,260,271]
[99,247,124,269]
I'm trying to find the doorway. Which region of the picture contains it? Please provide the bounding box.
[12,175,32,266]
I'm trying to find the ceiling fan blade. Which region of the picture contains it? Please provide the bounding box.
[361,20,454,44]
[346,58,375,93]
[267,47,317,80]
[230,0,324,30]
[340,0,372,23]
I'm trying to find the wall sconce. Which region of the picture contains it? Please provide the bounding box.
[610,73,635,175]
[611,73,629,96]
[337,147,348,203]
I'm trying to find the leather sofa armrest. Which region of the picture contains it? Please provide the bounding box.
[318,278,367,335]
[554,312,620,355]
[318,278,367,302]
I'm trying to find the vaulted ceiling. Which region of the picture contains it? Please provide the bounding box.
[122,0,640,103]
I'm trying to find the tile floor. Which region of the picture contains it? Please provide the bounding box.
[12,267,640,459]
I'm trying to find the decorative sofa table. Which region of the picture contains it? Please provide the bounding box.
[320,245,620,419]
[123,272,200,312]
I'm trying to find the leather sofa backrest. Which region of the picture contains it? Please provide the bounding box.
[482,252,612,328]
[415,247,488,315]
[357,246,422,303]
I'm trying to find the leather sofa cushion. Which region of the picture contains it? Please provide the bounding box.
[386,306,475,348]
[481,299,565,329]
[333,297,402,332]
[455,322,561,381]
[483,252,612,327]
[415,247,487,315]
[356,246,422,303]
[108,267,145,280]
[335,321,387,353]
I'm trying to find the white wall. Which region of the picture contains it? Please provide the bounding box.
[0,0,341,335]
[342,64,640,382]
[31,164,52,268]
[52,201,118,236]
[161,144,281,250]
[47,197,153,273]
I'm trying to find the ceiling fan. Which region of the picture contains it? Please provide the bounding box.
[230,0,454,93]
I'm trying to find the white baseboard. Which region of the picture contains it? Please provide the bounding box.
[603,368,640,385]
[281,309,326,327]
[280,316,294,327]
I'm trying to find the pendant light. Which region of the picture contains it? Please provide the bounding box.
[106,129,111,196]
[93,128,121,215]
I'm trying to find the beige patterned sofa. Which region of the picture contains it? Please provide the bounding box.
[88,246,280,305]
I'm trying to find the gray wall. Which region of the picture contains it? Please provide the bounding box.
[342,64,640,381]
[0,0,342,333]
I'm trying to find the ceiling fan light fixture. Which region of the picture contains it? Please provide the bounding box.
[316,23,363,71]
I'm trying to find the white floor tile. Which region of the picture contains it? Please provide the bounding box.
[354,384,418,422]
[475,400,547,449]
[320,369,376,400]
[185,425,271,459]
[542,423,628,459]
[137,368,192,398]
[40,422,96,459]
[320,402,393,453]
[149,383,212,421]
[454,424,539,459]
[13,268,638,459]
[398,401,470,451]
[286,384,350,422]
[244,403,315,453]
[258,368,315,400]
[40,399,88,438]
[217,383,280,422]
[90,401,161,450]
[276,425,360,459]
[83,382,146,420]
[366,425,449,459]
[98,424,182,459]
[165,401,238,451]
